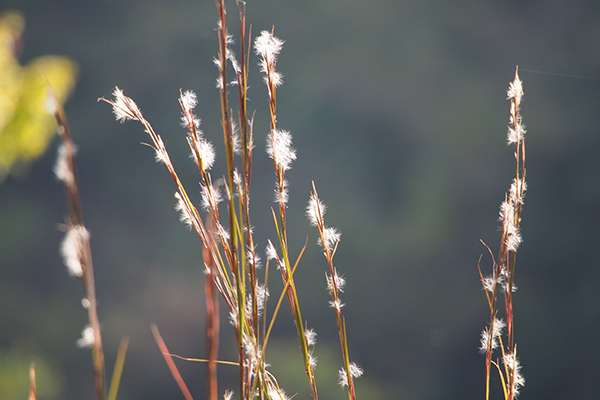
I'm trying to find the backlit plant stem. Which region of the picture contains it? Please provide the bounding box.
[480,67,527,400]
[307,184,360,400]
[255,28,319,399]
[52,93,106,400]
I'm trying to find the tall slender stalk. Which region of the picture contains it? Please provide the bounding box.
[204,214,220,400]
[307,183,361,400]
[51,91,106,400]
[479,67,526,400]
[28,363,36,400]
[255,28,319,400]
[101,3,361,400]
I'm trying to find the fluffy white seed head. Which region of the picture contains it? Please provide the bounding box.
[506,69,525,145]
[274,179,289,205]
[329,299,345,311]
[303,328,318,369]
[305,328,318,347]
[201,183,222,211]
[150,134,170,166]
[265,240,278,261]
[225,32,235,46]
[499,200,511,222]
[181,114,201,130]
[507,72,523,104]
[507,125,526,145]
[254,31,284,70]
[256,284,269,312]
[267,386,289,400]
[338,363,363,388]
[246,284,269,317]
[482,274,503,292]
[504,351,525,396]
[492,318,506,339]
[506,228,522,252]
[228,310,238,328]
[110,87,139,123]
[268,71,284,87]
[327,271,346,293]
[254,31,284,89]
[174,192,194,230]
[76,324,95,348]
[180,90,201,130]
[499,199,522,252]
[231,120,241,155]
[247,247,262,269]
[319,226,341,251]
[54,143,77,187]
[242,333,258,367]
[234,169,247,199]
[229,56,240,76]
[306,193,326,227]
[479,328,492,354]
[180,90,198,111]
[197,138,216,171]
[510,178,527,206]
[479,318,505,354]
[216,222,230,241]
[266,129,296,171]
[60,225,89,277]
[502,279,518,293]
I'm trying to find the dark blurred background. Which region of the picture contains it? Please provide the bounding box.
[2,0,600,399]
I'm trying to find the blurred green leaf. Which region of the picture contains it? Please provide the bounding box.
[0,10,77,179]
[0,347,64,400]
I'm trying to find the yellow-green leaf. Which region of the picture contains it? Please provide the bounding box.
[0,11,77,180]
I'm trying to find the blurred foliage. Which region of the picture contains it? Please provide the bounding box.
[0,10,76,180]
[0,347,63,399]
